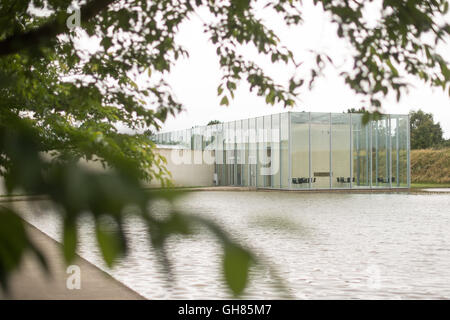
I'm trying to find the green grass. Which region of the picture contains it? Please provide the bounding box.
[411,148,450,184]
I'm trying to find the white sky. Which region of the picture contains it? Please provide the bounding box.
[160,2,450,138]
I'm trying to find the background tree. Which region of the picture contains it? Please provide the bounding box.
[0,0,449,295]
[441,139,450,148]
[410,109,444,149]
[346,107,367,113]
[207,120,221,126]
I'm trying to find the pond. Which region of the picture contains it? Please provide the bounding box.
[17,191,450,299]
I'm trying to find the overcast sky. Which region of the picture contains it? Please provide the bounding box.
[159,2,450,138]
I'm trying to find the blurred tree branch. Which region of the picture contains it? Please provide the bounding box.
[0,0,116,56]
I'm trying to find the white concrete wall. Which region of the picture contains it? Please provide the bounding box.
[0,148,215,195]
[147,148,216,187]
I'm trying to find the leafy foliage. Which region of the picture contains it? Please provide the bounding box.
[346,107,383,124]
[410,109,444,149]
[320,0,450,106]
[223,243,253,295]
[0,206,48,291]
[0,0,449,296]
[207,120,221,126]
[347,107,368,113]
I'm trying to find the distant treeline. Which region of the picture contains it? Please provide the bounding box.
[410,109,449,150]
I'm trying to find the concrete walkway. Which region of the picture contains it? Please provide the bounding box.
[417,188,450,193]
[147,186,412,193]
[0,223,144,300]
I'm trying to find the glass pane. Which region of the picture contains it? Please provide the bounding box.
[209,125,217,185]
[257,116,264,187]
[200,126,206,151]
[249,118,257,187]
[204,126,211,150]
[216,123,225,185]
[290,112,310,189]
[242,119,249,186]
[191,127,197,150]
[225,122,235,185]
[186,128,192,150]
[372,116,390,187]
[236,120,242,186]
[352,114,370,187]
[311,113,330,189]
[398,115,408,186]
[391,116,399,187]
[271,114,281,188]
[263,115,272,187]
[331,113,351,188]
[174,130,179,148]
[280,113,289,188]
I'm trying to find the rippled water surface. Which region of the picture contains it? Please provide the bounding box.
[17,191,450,299]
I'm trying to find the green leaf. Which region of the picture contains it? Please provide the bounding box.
[223,243,252,296]
[129,80,139,89]
[220,96,229,106]
[226,81,236,90]
[362,111,370,125]
[63,218,77,264]
[95,220,122,268]
[386,59,399,77]
[100,37,113,50]
[265,90,276,105]
[0,207,28,290]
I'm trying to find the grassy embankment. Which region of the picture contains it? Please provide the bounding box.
[411,148,450,188]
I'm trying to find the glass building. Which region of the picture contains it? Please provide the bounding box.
[152,112,410,189]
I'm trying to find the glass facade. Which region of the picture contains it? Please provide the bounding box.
[153,112,410,189]
[290,112,310,189]
[352,114,370,188]
[331,113,351,189]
